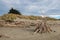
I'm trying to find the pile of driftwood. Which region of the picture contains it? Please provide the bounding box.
[0,20,32,28]
[34,19,52,33]
[0,19,55,33]
[34,22,52,33]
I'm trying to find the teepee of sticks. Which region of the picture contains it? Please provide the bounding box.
[34,17,52,33]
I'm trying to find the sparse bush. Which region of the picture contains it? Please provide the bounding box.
[1,14,17,21]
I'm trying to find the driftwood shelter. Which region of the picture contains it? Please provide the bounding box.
[34,16,52,33]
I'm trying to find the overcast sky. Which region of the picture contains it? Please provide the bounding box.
[0,0,60,19]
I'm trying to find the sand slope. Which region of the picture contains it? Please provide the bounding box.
[0,26,60,40]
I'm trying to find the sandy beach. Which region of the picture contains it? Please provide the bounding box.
[0,25,60,40]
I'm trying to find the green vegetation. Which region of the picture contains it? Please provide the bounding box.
[8,8,21,15]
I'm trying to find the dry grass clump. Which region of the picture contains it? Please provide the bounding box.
[1,13,19,21]
[15,15,42,20]
[22,16,57,20]
[22,16,42,20]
